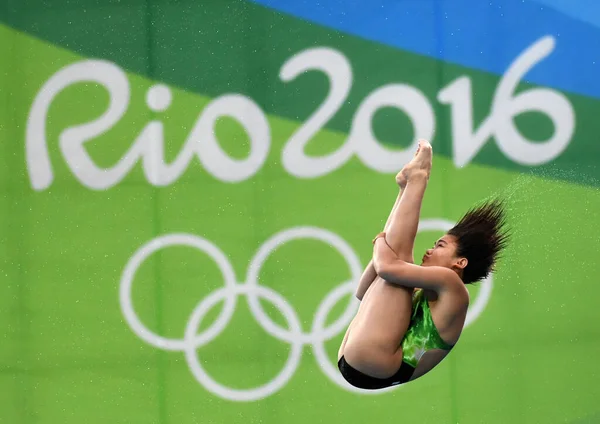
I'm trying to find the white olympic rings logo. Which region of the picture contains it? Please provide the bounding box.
[119,222,492,402]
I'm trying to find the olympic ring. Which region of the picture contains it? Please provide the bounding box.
[120,223,492,402]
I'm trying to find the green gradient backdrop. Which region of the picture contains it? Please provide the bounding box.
[1,2,600,423]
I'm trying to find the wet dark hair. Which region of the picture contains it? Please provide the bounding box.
[447,198,510,285]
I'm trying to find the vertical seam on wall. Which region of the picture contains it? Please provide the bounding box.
[433,3,460,424]
[145,0,168,422]
[11,1,33,422]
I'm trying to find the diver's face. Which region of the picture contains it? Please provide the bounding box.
[421,234,461,268]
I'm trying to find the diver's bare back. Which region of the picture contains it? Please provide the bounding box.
[425,286,469,345]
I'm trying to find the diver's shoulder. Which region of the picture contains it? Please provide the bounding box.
[443,271,470,301]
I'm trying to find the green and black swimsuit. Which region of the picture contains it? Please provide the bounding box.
[338,289,454,389]
[401,289,455,368]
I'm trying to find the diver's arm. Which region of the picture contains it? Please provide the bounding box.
[372,235,461,293]
[355,259,378,300]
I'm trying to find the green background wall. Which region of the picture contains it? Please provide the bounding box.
[1,1,600,423]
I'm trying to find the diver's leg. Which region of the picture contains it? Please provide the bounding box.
[383,140,432,261]
[355,145,427,300]
[355,188,405,300]
[338,142,432,374]
[337,320,354,360]
[345,185,406,360]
